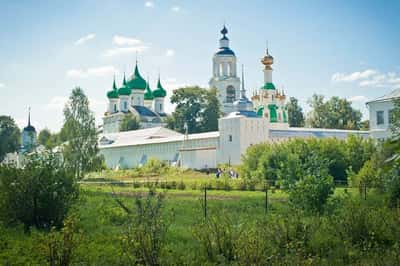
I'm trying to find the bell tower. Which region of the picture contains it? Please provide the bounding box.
[209,25,241,115]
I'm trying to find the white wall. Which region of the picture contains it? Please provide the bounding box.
[368,100,395,139]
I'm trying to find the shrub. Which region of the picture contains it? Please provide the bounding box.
[132,181,141,188]
[190,182,197,190]
[177,180,186,190]
[237,179,247,191]
[0,152,78,229]
[116,189,171,265]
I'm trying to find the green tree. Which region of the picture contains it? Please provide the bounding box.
[62,87,101,179]
[307,94,362,129]
[0,116,20,160]
[38,129,52,149]
[119,114,141,132]
[0,152,78,229]
[286,97,305,127]
[169,86,221,133]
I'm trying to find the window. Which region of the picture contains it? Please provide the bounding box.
[124,101,128,110]
[389,109,394,124]
[229,135,232,142]
[227,63,231,76]
[113,104,117,112]
[159,103,162,111]
[377,110,384,125]
[226,86,235,103]
[219,64,223,76]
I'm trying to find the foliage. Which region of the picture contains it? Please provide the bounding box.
[286,96,305,127]
[0,152,78,229]
[39,213,82,266]
[38,128,52,148]
[62,87,102,179]
[120,113,141,132]
[306,94,362,129]
[116,189,171,265]
[168,86,221,133]
[0,115,20,160]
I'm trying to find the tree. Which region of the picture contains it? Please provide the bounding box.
[38,129,52,148]
[62,87,101,179]
[0,152,78,229]
[120,114,141,132]
[0,116,20,161]
[169,86,221,133]
[306,94,362,129]
[286,97,305,127]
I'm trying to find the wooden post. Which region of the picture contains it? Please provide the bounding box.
[265,180,268,214]
[204,186,207,219]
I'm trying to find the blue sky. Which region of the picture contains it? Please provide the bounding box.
[1,0,400,131]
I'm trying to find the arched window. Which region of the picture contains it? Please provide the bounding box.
[219,63,223,77]
[227,63,231,76]
[124,101,127,110]
[113,104,117,112]
[226,86,235,103]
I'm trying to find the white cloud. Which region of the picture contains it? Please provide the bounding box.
[103,46,148,57]
[66,66,118,78]
[144,1,154,8]
[74,33,96,46]
[332,69,400,89]
[171,6,181,12]
[348,95,367,102]
[0,83,4,88]
[165,49,175,57]
[44,96,68,111]
[331,69,377,82]
[112,35,143,46]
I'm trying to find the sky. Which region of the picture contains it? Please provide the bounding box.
[1,0,400,132]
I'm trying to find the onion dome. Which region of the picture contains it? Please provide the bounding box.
[118,76,131,96]
[152,77,167,98]
[126,63,147,90]
[261,82,276,90]
[215,25,235,56]
[23,109,36,132]
[261,48,274,70]
[107,78,119,99]
[144,81,154,100]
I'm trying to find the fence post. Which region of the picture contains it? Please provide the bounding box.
[204,185,207,219]
[265,180,268,214]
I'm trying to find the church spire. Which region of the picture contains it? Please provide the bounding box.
[241,64,246,99]
[28,107,31,126]
[219,25,230,48]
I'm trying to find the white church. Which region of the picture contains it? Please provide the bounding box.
[99,26,371,169]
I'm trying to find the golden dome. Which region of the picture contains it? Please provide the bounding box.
[261,49,274,70]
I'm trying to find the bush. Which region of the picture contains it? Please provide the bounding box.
[0,152,78,229]
[177,180,186,190]
[116,189,171,265]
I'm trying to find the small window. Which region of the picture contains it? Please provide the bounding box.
[159,103,162,111]
[377,111,384,125]
[389,109,394,124]
[124,101,128,110]
[229,135,232,142]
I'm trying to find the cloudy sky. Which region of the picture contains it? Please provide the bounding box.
[1,0,400,132]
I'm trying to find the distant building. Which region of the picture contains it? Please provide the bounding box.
[366,88,400,140]
[99,32,369,170]
[103,62,167,134]
[21,109,37,153]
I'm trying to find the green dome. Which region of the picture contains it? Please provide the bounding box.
[152,78,167,98]
[144,82,154,100]
[107,79,119,99]
[261,82,276,90]
[126,64,147,90]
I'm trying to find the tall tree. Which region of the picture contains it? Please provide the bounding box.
[62,87,100,179]
[306,94,362,130]
[120,114,141,132]
[169,86,221,133]
[38,128,52,148]
[0,116,20,160]
[286,97,305,127]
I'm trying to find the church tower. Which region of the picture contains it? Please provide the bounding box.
[209,25,241,115]
[21,108,37,152]
[252,48,289,125]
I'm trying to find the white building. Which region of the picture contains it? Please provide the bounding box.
[367,88,400,140]
[209,26,241,115]
[103,63,167,134]
[99,35,369,169]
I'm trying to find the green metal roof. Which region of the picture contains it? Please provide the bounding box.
[261,82,276,90]
[144,81,154,100]
[126,64,147,90]
[152,78,167,98]
[107,79,119,98]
